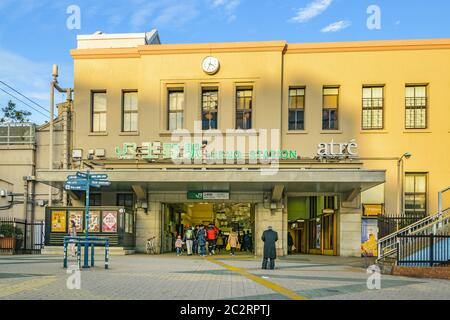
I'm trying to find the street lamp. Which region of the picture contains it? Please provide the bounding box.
[397,152,412,228]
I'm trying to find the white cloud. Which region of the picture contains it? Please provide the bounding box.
[0,48,72,123]
[210,0,241,22]
[153,3,199,28]
[130,3,159,29]
[320,20,351,33]
[290,0,333,23]
[130,0,200,30]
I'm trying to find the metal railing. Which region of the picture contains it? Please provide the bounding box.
[0,217,44,254]
[397,234,450,267]
[377,186,450,263]
[0,123,35,145]
[378,214,426,239]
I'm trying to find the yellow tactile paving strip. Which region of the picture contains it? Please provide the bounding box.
[207,258,309,300]
[0,276,57,298]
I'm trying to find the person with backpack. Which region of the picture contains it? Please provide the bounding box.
[243,230,252,253]
[197,225,207,257]
[192,225,199,255]
[184,226,195,256]
[206,224,218,255]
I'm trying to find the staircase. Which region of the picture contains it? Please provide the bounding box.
[377,187,450,266]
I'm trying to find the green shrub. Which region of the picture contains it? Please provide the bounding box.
[0,223,23,238]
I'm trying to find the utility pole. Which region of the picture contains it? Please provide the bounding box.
[48,65,73,206]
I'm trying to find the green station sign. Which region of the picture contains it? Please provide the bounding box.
[187,191,230,200]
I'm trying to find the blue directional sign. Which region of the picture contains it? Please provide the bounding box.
[76,172,87,178]
[90,180,112,188]
[90,174,108,180]
[65,179,87,186]
[64,184,87,191]
[64,171,112,269]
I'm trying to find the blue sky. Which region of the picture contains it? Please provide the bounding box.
[0,0,449,124]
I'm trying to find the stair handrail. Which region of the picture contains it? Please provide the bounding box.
[377,186,450,261]
[377,207,450,262]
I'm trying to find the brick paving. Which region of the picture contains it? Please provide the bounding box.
[0,254,449,300]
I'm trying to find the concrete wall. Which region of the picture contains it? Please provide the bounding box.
[339,195,363,257]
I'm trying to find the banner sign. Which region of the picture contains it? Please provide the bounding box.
[361,219,378,257]
[51,211,67,233]
[102,211,118,232]
[69,211,83,232]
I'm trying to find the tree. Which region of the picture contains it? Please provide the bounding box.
[0,100,31,123]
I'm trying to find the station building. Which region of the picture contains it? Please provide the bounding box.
[2,30,449,257]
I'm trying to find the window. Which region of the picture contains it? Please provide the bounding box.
[362,86,384,130]
[117,194,134,208]
[168,90,184,130]
[322,87,339,130]
[91,92,107,132]
[122,91,138,132]
[236,88,253,129]
[405,173,427,216]
[288,88,305,130]
[89,194,102,206]
[202,88,218,130]
[405,85,427,129]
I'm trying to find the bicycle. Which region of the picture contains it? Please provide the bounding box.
[146,236,157,255]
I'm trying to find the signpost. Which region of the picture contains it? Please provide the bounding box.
[64,171,110,269]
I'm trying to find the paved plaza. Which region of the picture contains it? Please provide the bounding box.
[0,253,449,300]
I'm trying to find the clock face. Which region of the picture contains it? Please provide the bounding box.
[202,56,220,75]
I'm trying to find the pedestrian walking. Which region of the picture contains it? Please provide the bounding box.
[261,226,278,270]
[216,232,224,253]
[193,225,199,255]
[175,236,184,256]
[288,232,294,255]
[242,231,252,252]
[227,230,239,256]
[184,226,195,256]
[206,224,218,255]
[197,225,207,257]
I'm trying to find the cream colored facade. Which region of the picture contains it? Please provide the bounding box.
[7,33,450,257]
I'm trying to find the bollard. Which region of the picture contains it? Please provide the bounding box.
[77,241,82,269]
[91,243,95,267]
[83,239,89,269]
[63,240,68,269]
[105,240,109,270]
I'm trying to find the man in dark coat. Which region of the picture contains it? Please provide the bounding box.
[261,226,278,270]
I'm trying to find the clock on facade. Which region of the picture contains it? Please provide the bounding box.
[202,56,220,75]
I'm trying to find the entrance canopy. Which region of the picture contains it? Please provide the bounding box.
[36,168,385,194]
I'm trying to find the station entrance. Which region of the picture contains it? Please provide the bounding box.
[288,196,338,256]
[160,202,255,254]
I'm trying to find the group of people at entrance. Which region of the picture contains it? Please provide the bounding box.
[175,224,278,270]
[174,224,253,257]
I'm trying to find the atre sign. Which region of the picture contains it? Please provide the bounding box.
[317,139,358,159]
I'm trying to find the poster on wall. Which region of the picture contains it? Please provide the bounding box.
[315,222,321,249]
[88,211,100,232]
[102,211,118,232]
[51,211,66,233]
[68,211,83,232]
[361,219,379,257]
